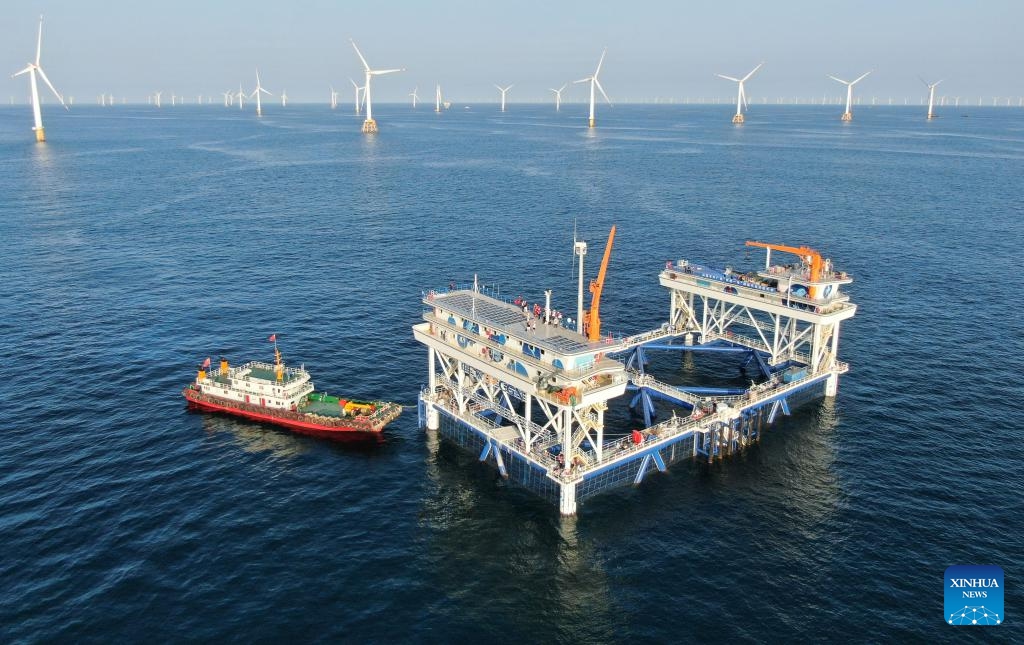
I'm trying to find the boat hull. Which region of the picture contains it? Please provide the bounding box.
[183,387,388,441]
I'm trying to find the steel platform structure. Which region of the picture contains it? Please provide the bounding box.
[414,245,856,516]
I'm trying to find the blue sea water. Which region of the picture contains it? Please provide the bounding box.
[1,102,1022,642]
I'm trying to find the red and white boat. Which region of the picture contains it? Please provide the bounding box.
[183,343,401,441]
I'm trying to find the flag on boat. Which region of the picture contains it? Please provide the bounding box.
[268,334,277,343]
[201,357,211,369]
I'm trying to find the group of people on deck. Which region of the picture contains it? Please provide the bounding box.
[512,296,570,331]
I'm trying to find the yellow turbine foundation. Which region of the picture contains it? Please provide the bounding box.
[362,118,378,134]
[841,112,853,121]
[34,127,46,142]
[588,118,595,128]
[732,114,745,124]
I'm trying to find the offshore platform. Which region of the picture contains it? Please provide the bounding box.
[413,232,856,515]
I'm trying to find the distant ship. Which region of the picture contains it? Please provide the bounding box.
[183,341,401,440]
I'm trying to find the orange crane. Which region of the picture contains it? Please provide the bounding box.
[745,240,825,297]
[585,225,616,341]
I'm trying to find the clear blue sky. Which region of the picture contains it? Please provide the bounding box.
[4,0,1021,104]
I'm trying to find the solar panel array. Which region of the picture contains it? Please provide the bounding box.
[440,292,590,354]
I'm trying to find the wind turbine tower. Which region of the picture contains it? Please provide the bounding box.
[435,84,442,112]
[348,80,361,113]
[549,84,567,111]
[573,49,610,128]
[250,70,272,116]
[154,91,163,108]
[716,62,763,124]
[409,87,419,108]
[12,16,67,142]
[281,90,288,107]
[250,69,272,116]
[923,78,943,119]
[351,40,403,134]
[495,84,513,112]
[829,71,871,121]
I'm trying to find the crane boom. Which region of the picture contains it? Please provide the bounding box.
[585,225,616,341]
[745,240,824,283]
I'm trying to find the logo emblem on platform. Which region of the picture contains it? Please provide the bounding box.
[945,565,1003,626]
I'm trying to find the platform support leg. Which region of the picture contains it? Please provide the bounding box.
[825,373,838,397]
[559,481,577,516]
[426,405,440,430]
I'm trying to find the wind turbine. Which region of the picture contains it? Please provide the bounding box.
[922,78,943,119]
[409,86,419,108]
[250,68,272,116]
[828,71,871,121]
[348,79,361,113]
[12,16,67,142]
[573,49,610,128]
[154,91,163,108]
[549,84,567,111]
[237,83,246,110]
[716,62,763,124]
[329,85,338,110]
[435,84,442,112]
[280,90,288,107]
[495,84,513,112]
[351,40,403,133]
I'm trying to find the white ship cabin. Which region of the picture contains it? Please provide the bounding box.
[415,287,628,404]
[195,358,315,409]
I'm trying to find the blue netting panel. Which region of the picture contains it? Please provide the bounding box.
[576,434,696,502]
[437,411,559,504]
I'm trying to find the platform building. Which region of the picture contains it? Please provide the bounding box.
[414,242,856,515]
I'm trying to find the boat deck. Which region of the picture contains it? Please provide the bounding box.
[300,400,346,418]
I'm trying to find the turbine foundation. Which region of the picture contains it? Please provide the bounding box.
[841,112,853,122]
[362,118,378,134]
[732,114,745,124]
[588,118,595,128]
[34,127,45,143]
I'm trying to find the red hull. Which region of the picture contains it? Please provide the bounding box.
[184,388,384,441]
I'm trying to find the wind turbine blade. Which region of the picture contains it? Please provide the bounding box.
[36,66,67,108]
[594,48,607,77]
[742,62,764,82]
[559,83,567,92]
[349,78,359,89]
[741,85,748,110]
[36,16,43,65]
[13,65,33,77]
[851,70,872,85]
[595,78,611,106]
[828,75,848,85]
[933,79,943,88]
[350,40,371,72]
[716,74,740,82]
[260,88,272,96]
[573,77,590,84]
[371,68,403,75]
